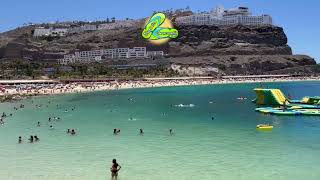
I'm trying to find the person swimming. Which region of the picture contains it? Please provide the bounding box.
[169,129,173,135]
[48,117,51,122]
[18,136,22,143]
[67,129,70,133]
[50,125,53,129]
[71,129,76,135]
[110,159,121,179]
[34,135,39,141]
[37,121,40,127]
[29,135,34,143]
[113,129,120,135]
[140,128,144,135]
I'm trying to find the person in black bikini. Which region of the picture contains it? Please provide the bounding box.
[110,159,121,179]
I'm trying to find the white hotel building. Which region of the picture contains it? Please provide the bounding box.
[58,47,164,65]
[98,20,138,30]
[175,6,272,26]
[33,27,68,37]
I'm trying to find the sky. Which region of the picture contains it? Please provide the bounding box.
[0,0,319,62]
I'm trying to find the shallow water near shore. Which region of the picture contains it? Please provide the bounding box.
[1,81,320,180]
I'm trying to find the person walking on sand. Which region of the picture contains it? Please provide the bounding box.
[110,159,121,179]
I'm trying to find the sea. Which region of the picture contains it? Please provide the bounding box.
[0,81,320,180]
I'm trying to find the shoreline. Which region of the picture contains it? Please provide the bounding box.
[0,77,319,101]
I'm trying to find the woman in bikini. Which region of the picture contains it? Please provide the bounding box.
[110,159,121,179]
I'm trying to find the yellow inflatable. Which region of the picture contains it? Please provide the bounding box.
[256,124,273,130]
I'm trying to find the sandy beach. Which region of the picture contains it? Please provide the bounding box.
[0,76,320,99]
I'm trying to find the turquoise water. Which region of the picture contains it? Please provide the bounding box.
[1,82,320,180]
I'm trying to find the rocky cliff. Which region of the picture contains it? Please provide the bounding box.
[0,22,317,75]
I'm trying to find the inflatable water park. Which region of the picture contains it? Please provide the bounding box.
[253,88,320,116]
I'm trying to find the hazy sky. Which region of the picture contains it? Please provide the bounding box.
[0,0,319,62]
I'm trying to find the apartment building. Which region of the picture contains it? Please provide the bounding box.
[147,51,164,57]
[33,27,68,37]
[175,6,272,26]
[98,20,137,30]
[58,47,163,65]
[68,24,97,34]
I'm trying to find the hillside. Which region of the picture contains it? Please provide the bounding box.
[0,21,317,76]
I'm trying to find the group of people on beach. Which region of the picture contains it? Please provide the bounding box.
[2,77,317,98]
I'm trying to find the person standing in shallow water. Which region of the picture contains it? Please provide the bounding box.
[110,159,121,179]
[18,136,22,143]
[169,129,174,135]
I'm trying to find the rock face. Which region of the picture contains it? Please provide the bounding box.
[0,23,317,75]
[169,25,292,56]
[169,55,316,75]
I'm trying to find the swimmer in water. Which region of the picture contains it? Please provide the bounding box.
[48,117,51,122]
[67,129,70,133]
[71,129,76,135]
[113,129,117,135]
[34,135,39,141]
[18,136,22,143]
[211,117,215,120]
[117,129,121,134]
[37,121,40,126]
[29,135,34,143]
[50,125,53,129]
[110,159,121,179]
[169,129,173,135]
[140,128,144,135]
